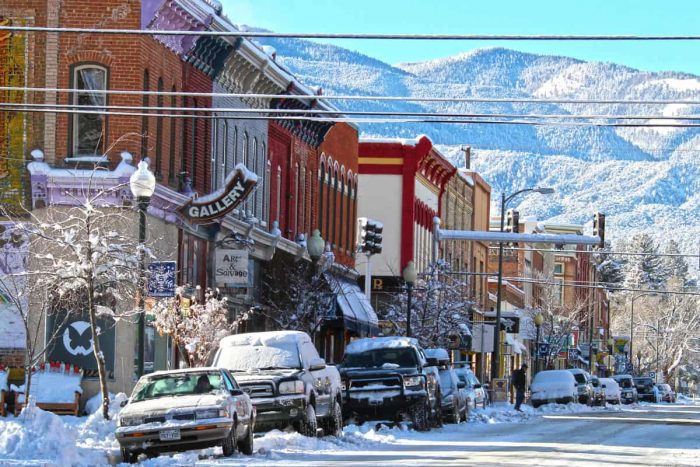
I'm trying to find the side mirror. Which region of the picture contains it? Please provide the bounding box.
[457,381,466,389]
[230,389,244,397]
[473,383,482,389]
[120,399,129,408]
[309,357,326,371]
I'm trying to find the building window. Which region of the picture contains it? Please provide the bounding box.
[190,98,197,188]
[141,70,149,161]
[346,180,353,253]
[253,137,259,217]
[262,143,268,223]
[276,166,282,222]
[155,78,163,175]
[71,64,107,155]
[168,86,176,184]
[325,165,332,240]
[331,169,338,248]
[319,161,325,231]
[339,174,345,253]
[300,166,306,234]
[554,262,564,275]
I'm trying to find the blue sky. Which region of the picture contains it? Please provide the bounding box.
[223,0,700,75]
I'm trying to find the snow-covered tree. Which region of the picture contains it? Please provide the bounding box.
[594,241,625,290]
[152,286,233,366]
[622,233,664,290]
[379,261,473,349]
[660,239,689,285]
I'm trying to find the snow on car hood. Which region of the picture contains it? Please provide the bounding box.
[121,393,227,417]
[231,368,302,382]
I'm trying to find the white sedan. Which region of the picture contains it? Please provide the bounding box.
[599,378,622,404]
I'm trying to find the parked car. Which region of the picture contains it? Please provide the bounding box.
[599,378,622,404]
[656,383,676,403]
[453,364,488,409]
[567,368,594,404]
[633,377,661,403]
[611,374,638,404]
[337,336,440,431]
[530,370,578,408]
[213,331,343,436]
[425,349,468,424]
[589,377,607,406]
[116,367,255,463]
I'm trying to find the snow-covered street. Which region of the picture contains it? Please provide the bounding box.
[2,400,698,466]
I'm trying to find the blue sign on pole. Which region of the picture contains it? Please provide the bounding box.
[568,348,579,361]
[148,261,177,297]
[537,343,550,357]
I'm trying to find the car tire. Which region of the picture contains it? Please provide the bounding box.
[222,422,238,457]
[532,401,541,408]
[237,424,254,455]
[324,399,343,437]
[450,405,460,424]
[295,404,318,437]
[120,448,137,464]
[411,401,430,431]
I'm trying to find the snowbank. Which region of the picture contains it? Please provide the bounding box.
[13,371,82,403]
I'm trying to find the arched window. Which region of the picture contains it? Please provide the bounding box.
[253,137,259,216]
[331,168,338,248]
[242,132,249,167]
[325,164,332,241]
[71,64,108,155]
[318,161,325,231]
[262,143,268,223]
[190,98,197,186]
[221,120,229,187]
[155,78,164,175]
[346,180,354,254]
[168,85,176,183]
[276,166,282,222]
[141,70,149,161]
[339,173,345,253]
[294,163,300,234]
[212,118,219,188]
[300,166,306,234]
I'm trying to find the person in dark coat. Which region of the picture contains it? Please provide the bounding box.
[512,363,528,411]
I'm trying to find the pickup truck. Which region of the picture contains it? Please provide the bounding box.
[337,336,441,431]
[213,330,343,436]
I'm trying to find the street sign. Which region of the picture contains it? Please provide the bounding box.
[148,261,177,297]
[648,372,656,379]
[568,348,579,361]
[537,343,550,357]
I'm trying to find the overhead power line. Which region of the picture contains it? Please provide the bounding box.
[503,277,700,296]
[6,101,700,122]
[4,25,700,41]
[490,246,700,258]
[7,105,700,128]
[5,86,700,106]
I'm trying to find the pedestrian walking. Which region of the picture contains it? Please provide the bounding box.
[513,363,528,412]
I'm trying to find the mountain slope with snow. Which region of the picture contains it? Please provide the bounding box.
[254,35,700,256]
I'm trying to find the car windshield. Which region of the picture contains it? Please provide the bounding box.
[616,378,633,388]
[131,372,223,402]
[572,373,587,384]
[635,378,653,387]
[343,348,418,368]
[216,343,301,372]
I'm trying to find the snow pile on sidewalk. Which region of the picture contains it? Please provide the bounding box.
[469,402,621,424]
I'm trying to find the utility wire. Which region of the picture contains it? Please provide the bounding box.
[7,105,700,128]
[8,101,700,122]
[490,246,700,258]
[5,86,700,106]
[503,276,700,296]
[4,25,700,41]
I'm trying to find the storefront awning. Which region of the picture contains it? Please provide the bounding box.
[334,279,379,337]
[506,334,528,355]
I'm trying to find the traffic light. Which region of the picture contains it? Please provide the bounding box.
[593,212,605,248]
[505,209,520,233]
[359,218,383,255]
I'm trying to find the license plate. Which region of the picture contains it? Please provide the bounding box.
[159,428,181,441]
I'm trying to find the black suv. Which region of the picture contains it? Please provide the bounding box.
[338,337,441,431]
[633,377,659,403]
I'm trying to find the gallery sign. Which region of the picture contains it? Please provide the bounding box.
[215,249,250,287]
[178,165,257,223]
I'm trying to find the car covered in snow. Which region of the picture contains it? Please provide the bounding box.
[425,349,468,424]
[598,378,622,404]
[116,367,255,463]
[656,383,676,403]
[633,377,660,403]
[337,336,441,430]
[529,370,578,408]
[611,374,638,404]
[453,364,488,409]
[567,368,594,404]
[213,331,343,436]
[589,377,607,406]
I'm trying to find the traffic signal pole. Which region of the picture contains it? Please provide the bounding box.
[365,251,372,304]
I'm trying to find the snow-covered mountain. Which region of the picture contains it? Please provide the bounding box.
[255,35,700,257]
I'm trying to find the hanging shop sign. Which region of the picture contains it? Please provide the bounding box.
[147,261,177,297]
[215,249,251,287]
[178,165,257,223]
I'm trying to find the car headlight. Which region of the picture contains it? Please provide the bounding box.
[119,416,144,427]
[404,376,423,388]
[196,408,227,420]
[278,380,305,395]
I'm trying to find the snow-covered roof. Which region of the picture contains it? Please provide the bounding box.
[219,330,310,348]
[359,134,432,146]
[345,336,419,354]
[424,348,450,361]
[505,334,528,355]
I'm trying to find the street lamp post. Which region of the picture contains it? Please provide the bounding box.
[534,313,544,375]
[491,187,554,383]
[403,261,417,337]
[307,229,325,276]
[130,160,156,379]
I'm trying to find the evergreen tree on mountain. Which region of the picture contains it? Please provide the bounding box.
[622,233,664,290]
[660,239,689,285]
[595,241,625,290]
